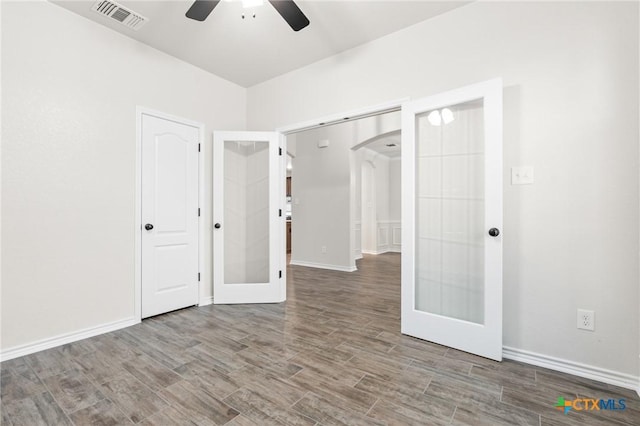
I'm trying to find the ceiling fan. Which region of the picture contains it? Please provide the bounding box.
[185,0,310,31]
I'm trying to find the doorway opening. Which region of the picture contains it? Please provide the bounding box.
[357,130,402,258]
[284,110,402,274]
[278,78,502,361]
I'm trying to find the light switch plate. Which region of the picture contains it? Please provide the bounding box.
[511,166,534,185]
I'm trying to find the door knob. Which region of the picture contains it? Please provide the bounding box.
[145,223,154,231]
[214,223,221,229]
[488,228,500,237]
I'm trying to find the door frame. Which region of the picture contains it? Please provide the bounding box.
[276,98,409,286]
[135,107,205,322]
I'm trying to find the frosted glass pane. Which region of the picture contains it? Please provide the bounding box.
[224,141,270,284]
[415,100,485,324]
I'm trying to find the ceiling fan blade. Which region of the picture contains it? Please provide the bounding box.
[268,0,310,31]
[185,0,220,22]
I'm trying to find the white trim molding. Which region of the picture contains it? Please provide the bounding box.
[378,220,401,253]
[354,221,362,260]
[0,317,138,362]
[503,346,640,394]
[362,249,387,255]
[277,98,409,135]
[289,260,357,272]
[362,221,402,255]
[390,222,402,252]
[198,296,214,307]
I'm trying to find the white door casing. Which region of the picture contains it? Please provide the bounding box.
[213,131,285,304]
[141,112,200,318]
[401,78,503,361]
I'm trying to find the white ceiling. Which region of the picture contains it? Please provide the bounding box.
[362,130,401,158]
[52,0,470,87]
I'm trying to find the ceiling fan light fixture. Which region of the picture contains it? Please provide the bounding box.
[427,110,442,126]
[185,0,309,31]
[427,108,455,127]
[441,108,454,124]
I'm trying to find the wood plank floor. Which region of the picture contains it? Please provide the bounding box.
[2,253,639,425]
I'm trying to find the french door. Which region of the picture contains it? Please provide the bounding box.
[212,131,285,304]
[401,79,503,360]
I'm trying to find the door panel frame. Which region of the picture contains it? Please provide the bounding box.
[212,131,285,304]
[401,78,503,361]
[135,107,205,322]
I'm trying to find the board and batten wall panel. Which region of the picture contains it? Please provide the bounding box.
[1,1,246,352]
[248,2,640,377]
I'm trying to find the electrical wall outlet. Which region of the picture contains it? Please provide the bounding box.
[577,309,595,331]
[321,246,327,254]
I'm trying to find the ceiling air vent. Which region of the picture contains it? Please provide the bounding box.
[91,0,148,31]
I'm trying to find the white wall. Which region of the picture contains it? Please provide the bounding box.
[386,157,401,253]
[374,154,390,224]
[361,159,376,253]
[248,1,640,378]
[290,123,354,271]
[389,158,401,222]
[353,149,363,260]
[1,1,246,352]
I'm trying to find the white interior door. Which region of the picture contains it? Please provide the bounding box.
[401,79,503,361]
[213,131,284,304]
[141,113,199,318]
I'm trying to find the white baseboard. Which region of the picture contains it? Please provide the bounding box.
[199,296,214,307]
[0,317,139,362]
[363,249,401,255]
[503,346,640,395]
[289,260,357,272]
[362,250,385,255]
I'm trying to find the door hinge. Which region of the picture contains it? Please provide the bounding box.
[198,272,201,281]
[279,270,282,278]
[198,143,201,152]
[279,147,282,156]
[198,208,201,217]
[279,209,282,217]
